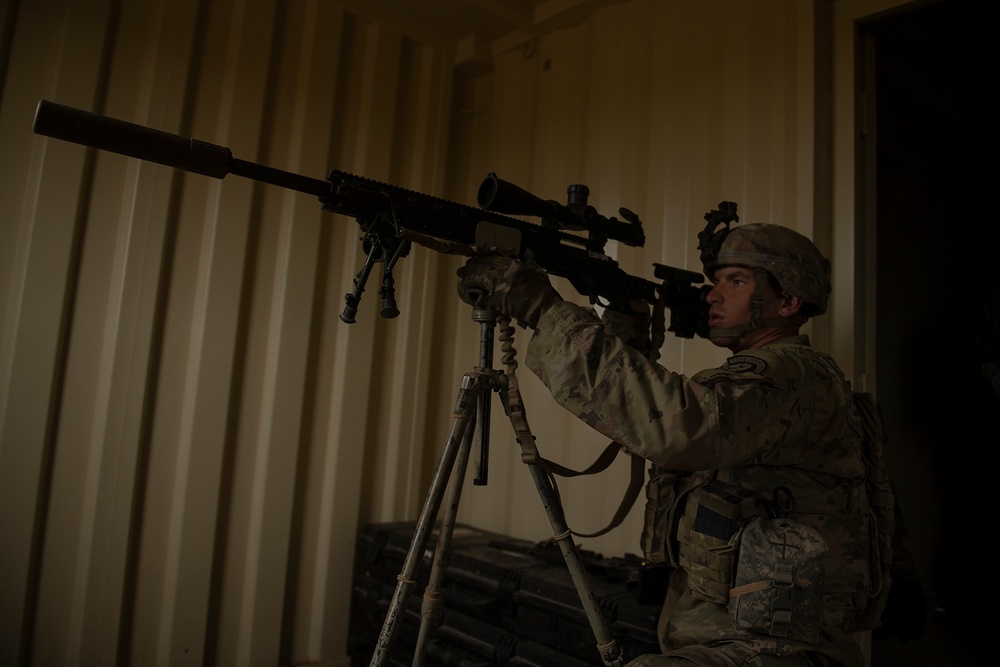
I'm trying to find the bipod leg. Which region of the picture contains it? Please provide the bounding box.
[522,462,626,667]
[367,372,484,667]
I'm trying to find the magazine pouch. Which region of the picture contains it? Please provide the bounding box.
[677,480,756,603]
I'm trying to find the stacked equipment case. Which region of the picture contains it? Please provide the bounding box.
[349,522,664,667]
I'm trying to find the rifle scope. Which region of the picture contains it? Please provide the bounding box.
[477,172,645,248]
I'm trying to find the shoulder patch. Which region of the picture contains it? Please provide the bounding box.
[725,355,768,375]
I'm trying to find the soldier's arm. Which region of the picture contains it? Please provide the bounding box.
[526,301,777,469]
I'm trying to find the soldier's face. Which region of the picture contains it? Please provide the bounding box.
[705,266,785,351]
[706,266,796,351]
[706,265,757,333]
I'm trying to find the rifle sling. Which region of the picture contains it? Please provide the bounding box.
[501,307,664,540]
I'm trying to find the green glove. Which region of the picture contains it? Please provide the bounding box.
[456,255,561,328]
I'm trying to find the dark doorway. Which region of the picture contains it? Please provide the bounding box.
[867,0,997,664]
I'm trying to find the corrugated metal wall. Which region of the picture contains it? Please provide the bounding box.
[0,1,846,665]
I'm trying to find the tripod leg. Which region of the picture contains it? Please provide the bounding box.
[368,374,482,667]
[411,407,476,667]
[523,462,626,667]
[500,365,626,667]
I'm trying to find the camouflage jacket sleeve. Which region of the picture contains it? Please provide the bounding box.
[525,302,855,472]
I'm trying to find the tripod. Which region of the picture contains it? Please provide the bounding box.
[367,305,626,667]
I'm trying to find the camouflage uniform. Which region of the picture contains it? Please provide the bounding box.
[525,302,871,667]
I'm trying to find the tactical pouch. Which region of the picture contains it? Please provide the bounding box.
[677,480,756,604]
[640,467,704,567]
[728,516,827,643]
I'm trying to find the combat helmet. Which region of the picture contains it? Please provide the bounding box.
[697,202,831,340]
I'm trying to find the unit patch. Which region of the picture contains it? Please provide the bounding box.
[725,355,768,375]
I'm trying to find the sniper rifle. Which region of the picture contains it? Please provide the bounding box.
[31,100,710,338]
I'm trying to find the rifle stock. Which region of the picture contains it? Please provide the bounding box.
[32,99,708,337]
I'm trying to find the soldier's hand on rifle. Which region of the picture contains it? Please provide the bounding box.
[601,300,653,355]
[456,255,561,328]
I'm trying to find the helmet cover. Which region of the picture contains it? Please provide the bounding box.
[699,214,831,316]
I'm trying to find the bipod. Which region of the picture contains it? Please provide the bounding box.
[367,306,625,667]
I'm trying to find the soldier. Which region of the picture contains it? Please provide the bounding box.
[457,218,893,667]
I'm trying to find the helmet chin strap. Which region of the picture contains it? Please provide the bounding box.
[707,269,806,345]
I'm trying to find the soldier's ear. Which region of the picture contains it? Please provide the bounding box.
[778,292,804,317]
